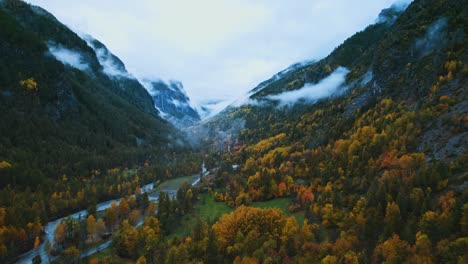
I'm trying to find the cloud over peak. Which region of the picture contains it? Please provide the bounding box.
[28,0,407,109]
[266,67,350,106]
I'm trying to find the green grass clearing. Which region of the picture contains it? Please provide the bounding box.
[121,168,138,179]
[84,247,112,262]
[252,198,305,225]
[149,174,199,195]
[169,193,233,238]
[84,247,133,264]
[170,195,305,239]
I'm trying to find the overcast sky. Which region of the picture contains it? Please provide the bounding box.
[26,0,408,107]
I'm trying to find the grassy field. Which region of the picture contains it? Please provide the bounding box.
[170,195,306,239]
[169,193,233,238]
[86,174,200,261]
[149,174,199,195]
[87,194,307,260]
[252,198,305,225]
[83,247,111,263]
[83,247,133,264]
[121,168,138,179]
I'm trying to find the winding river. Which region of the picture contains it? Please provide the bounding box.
[16,162,208,264]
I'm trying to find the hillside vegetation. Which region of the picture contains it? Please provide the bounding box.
[0,1,200,261]
[155,0,466,262]
[0,0,466,263]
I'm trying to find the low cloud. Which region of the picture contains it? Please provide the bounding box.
[415,17,448,57]
[82,35,133,79]
[231,97,262,108]
[251,59,315,93]
[48,43,89,70]
[377,0,412,24]
[185,117,246,148]
[266,67,350,106]
[361,71,373,86]
[196,99,233,120]
[27,0,400,110]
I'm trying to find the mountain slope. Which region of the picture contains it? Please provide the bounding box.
[205,0,467,163]
[0,0,178,187]
[191,1,467,261]
[81,35,160,115]
[84,35,200,127]
[144,79,201,127]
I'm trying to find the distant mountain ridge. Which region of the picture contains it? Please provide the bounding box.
[144,79,201,127]
[204,0,466,164]
[184,1,467,263]
[250,60,315,94]
[0,0,183,185]
[82,35,201,126]
[83,35,133,79]
[83,36,201,126]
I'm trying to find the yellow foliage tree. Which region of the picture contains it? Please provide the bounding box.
[136,256,147,264]
[96,219,106,239]
[34,236,40,248]
[54,222,66,245]
[0,161,12,169]
[213,206,289,253]
[19,78,38,91]
[87,215,96,241]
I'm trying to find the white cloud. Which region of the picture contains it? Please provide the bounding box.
[196,99,233,120]
[27,0,408,109]
[267,67,350,106]
[48,43,89,70]
[82,36,133,78]
[392,0,413,10]
[415,17,448,57]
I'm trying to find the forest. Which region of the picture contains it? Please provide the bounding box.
[0,0,467,263]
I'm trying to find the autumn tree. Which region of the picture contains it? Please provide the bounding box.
[213,206,293,259]
[105,202,118,232]
[96,219,106,240]
[146,202,157,216]
[384,202,402,238]
[373,234,411,263]
[408,232,434,263]
[63,246,79,263]
[34,236,40,248]
[114,220,139,259]
[19,78,38,91]
[461,203,468,235]
[139,216,161,262]
[54,222,66,246]
[86,214,96,241]
[119,198,130,217]
[136,256,147,264]
[129,209,140,226]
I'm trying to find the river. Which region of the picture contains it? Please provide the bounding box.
[16,163,207,264]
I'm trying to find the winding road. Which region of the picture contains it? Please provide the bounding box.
[16,162,208,264]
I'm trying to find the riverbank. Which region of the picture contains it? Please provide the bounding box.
[16,172,202,264]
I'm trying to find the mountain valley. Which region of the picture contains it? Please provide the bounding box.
[0,0,466,263]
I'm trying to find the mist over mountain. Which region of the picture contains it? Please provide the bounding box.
[83,35,133,79]
[0,0,466,263]
[142,79,201,127]
[0,0,189,185]
[81,35,201,127]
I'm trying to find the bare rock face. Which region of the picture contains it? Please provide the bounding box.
[145,80,201,127]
